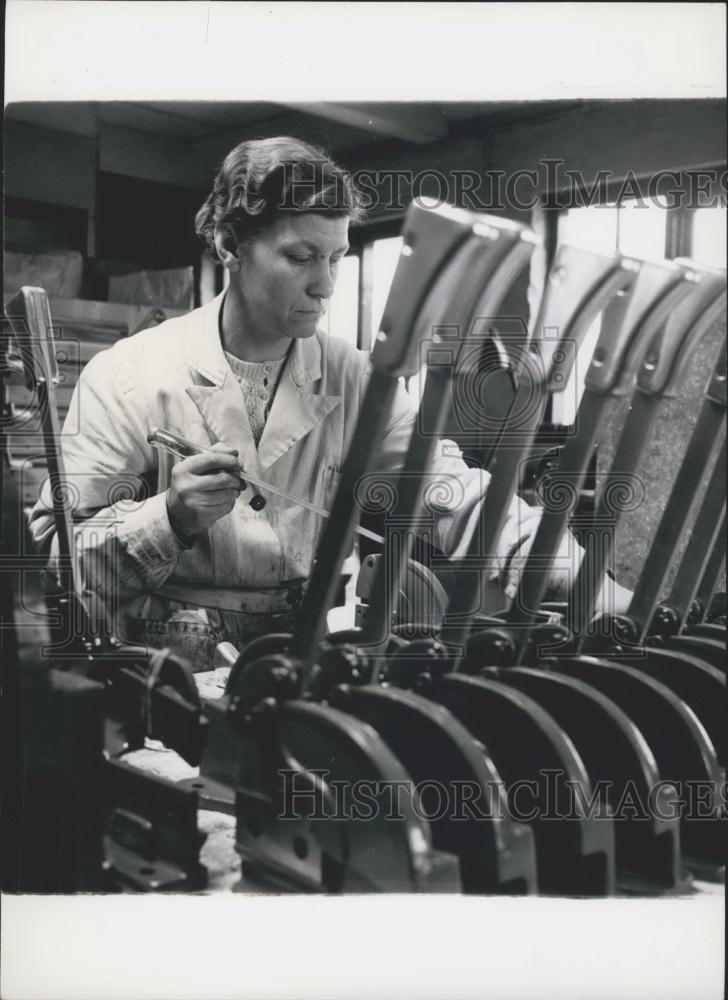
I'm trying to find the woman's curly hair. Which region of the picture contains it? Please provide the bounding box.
[195,136,365,260]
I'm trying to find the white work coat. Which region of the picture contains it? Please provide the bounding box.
[30,292,576,668]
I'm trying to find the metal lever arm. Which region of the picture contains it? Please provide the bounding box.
[444,245,636,650]
[4,287,78,596]
[568,268,727,640]
[693,514,726,622]
[636,266,726,398]
[661,445,727,630]
[508,259,699,647]
[626,337,727,639]
[292,201,478,677]
[360,215,539,645]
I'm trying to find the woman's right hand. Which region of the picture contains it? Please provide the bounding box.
[166,443,243,544]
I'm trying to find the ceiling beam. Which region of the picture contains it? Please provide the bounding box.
[278,102,450,145]
[188,111,379,168]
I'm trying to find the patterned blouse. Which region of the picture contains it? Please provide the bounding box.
[224,350,287,448]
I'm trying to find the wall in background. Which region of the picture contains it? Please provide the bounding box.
[479,100,727,184]
[5,197,88,255]
[5,121,97,253]
[95,172,206,269]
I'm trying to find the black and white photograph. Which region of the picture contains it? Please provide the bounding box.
[1,3,726,998]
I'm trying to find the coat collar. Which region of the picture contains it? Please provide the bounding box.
[183,291,324,388]
[182,292,339,474]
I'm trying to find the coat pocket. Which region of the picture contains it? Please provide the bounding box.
[320,462,343,504]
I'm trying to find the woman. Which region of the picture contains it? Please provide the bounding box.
[30,136,630,670]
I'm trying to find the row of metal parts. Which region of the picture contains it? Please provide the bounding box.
[5,199,726,895]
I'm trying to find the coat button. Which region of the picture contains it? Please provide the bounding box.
[250,494,266,511]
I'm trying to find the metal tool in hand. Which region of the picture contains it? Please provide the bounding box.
[147,427,385,545]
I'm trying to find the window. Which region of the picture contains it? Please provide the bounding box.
[559,199,668,260]
[554,200,669,423]
[370,236,404,349]
[617,201,669,261]
[690,207,727,269]
[324,254,360,348]
[316,228,406,352]
[559,204,619,256]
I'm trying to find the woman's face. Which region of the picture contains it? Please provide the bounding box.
[229,213,351,342]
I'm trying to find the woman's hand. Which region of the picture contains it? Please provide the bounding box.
[166,443,242,544]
